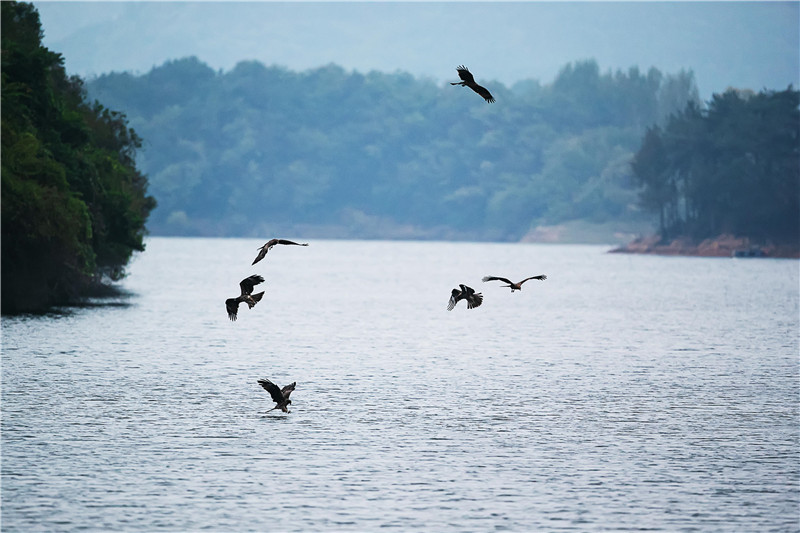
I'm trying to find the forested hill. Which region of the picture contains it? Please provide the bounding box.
[87,57,701,241]
[1,2,155,313]
[632,87,799,246]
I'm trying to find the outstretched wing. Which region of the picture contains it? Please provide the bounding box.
[482,275,513,285]
[469,83,495,103]
[226,298,240,321]
[447,288,460,311]
[519,275,547,285]
[240,275,265,295]
[456,65,475,84]
[275,239,308,247]
[258,379,285,404]
[251,248,268,265]
[252,239,279,265]
[281,382,296,399]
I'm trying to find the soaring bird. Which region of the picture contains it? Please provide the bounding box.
[225,274,265,321]
[450,65,495,103]
[447,284,484,311]
[258,378,296,413]
[482,275,547,292]
[252,239,308,265]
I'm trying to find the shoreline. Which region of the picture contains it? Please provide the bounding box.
[609,234,800,259]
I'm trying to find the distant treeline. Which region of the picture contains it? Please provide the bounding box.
[1,2,155,313]
[632,87,799,243]
[87,56,701,239]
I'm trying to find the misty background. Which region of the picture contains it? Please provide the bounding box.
[34,2,800,100]
[30,1,800,242]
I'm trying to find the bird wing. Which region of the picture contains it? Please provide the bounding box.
[252,239,279,265]
[456,65,475,84]
[225,298,240,321]
[281,382,296,399]
[482,276,513,285]
[240,275,265,295]
[275,239,308,247]
[447,288,460,311]
[460,284,475,295]
[251,247,268,265]
[468,83,495,103]
[258,379,285,404]
[519,275,547,285]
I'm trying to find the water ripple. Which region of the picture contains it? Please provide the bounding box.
[2,239,798,531]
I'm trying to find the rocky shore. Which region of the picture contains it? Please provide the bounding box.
[610,234,800,259]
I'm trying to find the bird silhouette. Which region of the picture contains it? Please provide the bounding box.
[252,239,308,265]
[225,275,265,321]
[450,65,495,103]
[447,284,484,311]
[482,275,547,292]
[258,379,296,413]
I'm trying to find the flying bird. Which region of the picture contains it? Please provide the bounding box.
[225,274,265,321]
[450,65,495,103]
[482,275,547,292]
[447,284,484,311]
[252,239,309,265]
[258,378,296,413]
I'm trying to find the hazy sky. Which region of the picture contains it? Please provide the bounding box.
[34,1,799,99]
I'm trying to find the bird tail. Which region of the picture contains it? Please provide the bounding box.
[468,293,483,309]
[248,292,265,307]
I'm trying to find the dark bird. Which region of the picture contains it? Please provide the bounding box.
[447,284,484,311]
[225,275,265,321]
[482,275,547,292]
[450,65,495,103]
[258,378,296,413]
[252,239,309,265]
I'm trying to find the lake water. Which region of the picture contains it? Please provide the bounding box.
[2,237,798,532]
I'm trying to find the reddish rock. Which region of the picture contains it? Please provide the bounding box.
[610,234,799,258]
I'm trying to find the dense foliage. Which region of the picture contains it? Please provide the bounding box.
[632,88,799,242]
[1,2,155,313]
[87,56,700,239]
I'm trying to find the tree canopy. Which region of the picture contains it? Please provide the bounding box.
[632,87,799,243]
[1,1,155,313]
[87,57,701,240]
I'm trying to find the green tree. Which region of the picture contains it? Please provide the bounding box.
[1,1,155,312]
[632,87,799,242]
[86,55,700,240]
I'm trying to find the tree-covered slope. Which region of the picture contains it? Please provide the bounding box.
[1,2,156,313]
[87,57,700,240]
[632,87,799,244]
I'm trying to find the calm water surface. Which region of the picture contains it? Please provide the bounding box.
[2,238,798,531]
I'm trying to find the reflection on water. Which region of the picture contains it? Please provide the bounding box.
[2,238,798,531]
